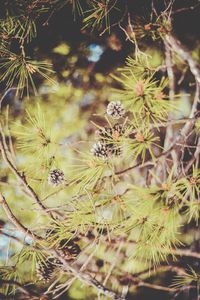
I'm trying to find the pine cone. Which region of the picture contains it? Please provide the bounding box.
[91,141,111,159]
[48,169,64,186]
[110,146,122,156]
[97,124,124,156]
[97,127,113,142]
[106,101,125,119]
[98,124,124,142]
[36,258,58,282]
[58,239,81,261]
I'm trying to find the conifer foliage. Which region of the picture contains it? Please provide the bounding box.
[0,1,200,300]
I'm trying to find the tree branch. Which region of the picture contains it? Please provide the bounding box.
[172,3,200,15]
[0,193,42,241]
[0,132,55,219]
[165,34,200,83]
[0,192,125,300]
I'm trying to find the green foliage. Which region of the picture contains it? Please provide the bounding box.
[172,266,200,290]
[0,266,21,295]
[82,0,119,33]
[111,56,177,125]
[70,0,83,17]
[0,2,200,299]
[130,9,172,42]
[0,50,55,97]
[124,123,160,162]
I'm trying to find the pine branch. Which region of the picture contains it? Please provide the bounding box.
[0,279,37,299]
[172,82,200,174]
[182,137,200,175]
[171,248,200,260]
[115,84,200,176]
[128,276,177,293]
[0,195,125,300]
[0,193,42,241]
[0,128,60,219]
[172,2,200,15]
[51,250,126,300]
[133,265,186,278]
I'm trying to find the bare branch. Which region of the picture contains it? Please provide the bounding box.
[172,2,200,15]
[170,248,200,260]
[182,137,200,175]
[165,34,200,83]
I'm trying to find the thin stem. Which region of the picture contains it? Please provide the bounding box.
[0,88,17,111]
[0,193,42,241]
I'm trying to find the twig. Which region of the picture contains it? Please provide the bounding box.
[0,279,37,298]
[115,140,177,176]
[159,40,177,178]
[0,133,55,219]
[99,3,127,36]
[49,249,125,300]
[149,117,198,129]
[116,83,200,176]
[151,0,158,17]
[51,241,98,299]
[172,2,200,15]
[133,265,186,278]
[171,248,200,259]
[183,137,200,175]
[118,22,134,45]
[1,191,200,299]
[0,193,125,300]
[0,193,42,241]
[173,82,200,173]
[137,280,176,293]
[103,242,123,286]
[0,88,17,111]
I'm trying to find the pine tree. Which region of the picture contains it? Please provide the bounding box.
[0,1,200,300]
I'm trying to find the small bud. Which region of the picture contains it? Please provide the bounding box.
[135,132,144,142]
[190,177,197,185]
[26,63,37,74]
[161,183,170,191]
[2,33,9,40]
[9,56,16,61]
[156,92,165,100]
[135,80,145,97]
[144,23,152,31]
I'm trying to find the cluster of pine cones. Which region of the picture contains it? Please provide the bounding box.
[91,101,126,160]
[36,239,81,282]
